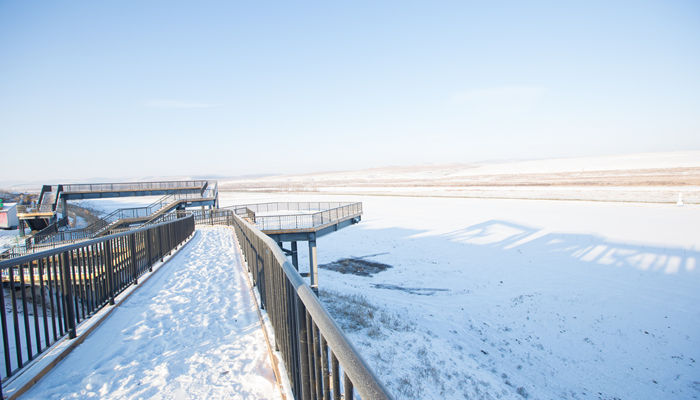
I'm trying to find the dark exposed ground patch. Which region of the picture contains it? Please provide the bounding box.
[372,283,449,296]
[319,257,392,277]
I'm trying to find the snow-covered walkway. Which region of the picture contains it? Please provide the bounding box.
[22,227,282,400]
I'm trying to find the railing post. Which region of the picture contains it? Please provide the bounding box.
[104,240,115,306]
[158,226,164,262]
[145,228,153,272]
[296,299,312,400]
[129,233,138,285]
[167,223,172,255]
[61,251,76,339]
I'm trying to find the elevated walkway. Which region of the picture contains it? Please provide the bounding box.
[17,180,218,235]
[8,181,218,258]
[8,227,284,399]
[1,206,390,400]
[58,180,213,200]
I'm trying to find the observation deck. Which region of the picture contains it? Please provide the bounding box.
[229,202,363,291]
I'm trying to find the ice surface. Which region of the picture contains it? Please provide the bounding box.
[220,192,700,400]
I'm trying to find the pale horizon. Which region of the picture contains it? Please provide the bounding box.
[1,149,698,190]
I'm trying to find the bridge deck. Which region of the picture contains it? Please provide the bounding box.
[21,227,282,399]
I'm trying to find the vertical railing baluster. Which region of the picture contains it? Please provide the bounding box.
[19,262,33,362]
[78,248,88,319]
[0,271,12,377]
[158,226,164,262]
[52,254,64,338]
[9,265,22,370]
[146,228,153,272]
[129,233,138,285]
[70,250,81,324]
[306,312,317,400]
[313,322,322,400]
[321,336,330,400]
[331,353,340,400]
[297,299,312,400]
[105,240,115,305]
[87,245,97,312]
[343,373,353,400]
[29,260,41,355]
[61,251,76,339]
[39,258,50,350]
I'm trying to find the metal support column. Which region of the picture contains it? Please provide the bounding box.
[308,237,318,294]
[62,197,68,223]
[291,241,299,270]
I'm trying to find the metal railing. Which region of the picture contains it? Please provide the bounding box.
[23,193,204,254]
[40,187,218,245]
[61,180,209,194]
[227,202,363,231]
[196,208,391,400]
[5,180,217,261]
[29,219,69,246]
[0,215,195,383]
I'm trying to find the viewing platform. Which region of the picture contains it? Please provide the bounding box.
[230,202,363,291]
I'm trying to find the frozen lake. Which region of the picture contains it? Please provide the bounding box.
[219,192,700,400]
[81,191,700,399]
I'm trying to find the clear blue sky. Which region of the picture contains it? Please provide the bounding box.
[1,1,699,182]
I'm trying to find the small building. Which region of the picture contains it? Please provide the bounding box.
[0,202,19,229]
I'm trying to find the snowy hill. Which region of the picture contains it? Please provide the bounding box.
[219,151,700,204]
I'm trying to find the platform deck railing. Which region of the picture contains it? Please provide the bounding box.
[227,202,363,232]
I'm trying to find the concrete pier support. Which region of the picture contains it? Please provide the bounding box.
[291,241,299,270]
[308,238,318,294]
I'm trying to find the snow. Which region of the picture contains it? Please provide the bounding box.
[221,150,700,184]
[22,227,282,400]
[217,192,700,400]
[0,228,21,252]
[219,151,700,204]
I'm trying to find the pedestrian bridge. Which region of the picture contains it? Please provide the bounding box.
[0,204,390,400]
[16,180,218,233]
